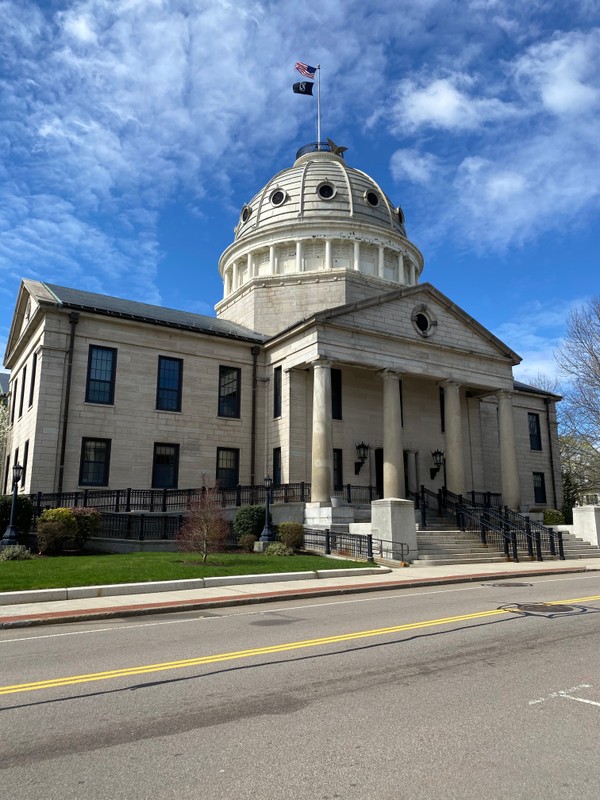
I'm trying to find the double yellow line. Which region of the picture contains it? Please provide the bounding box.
[2,594,598,696]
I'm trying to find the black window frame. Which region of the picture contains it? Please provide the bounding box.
[28,352,37,408]
[333,448,343,491]
[528,412,542,451]
[218,365,241,418]
[79,438,111,486]
[399,379,404,427]
[156,356,183,412]
[331,368,342,420]
[273,366,282,418]
[85,345,117,405]
[21,440,29,488]
[533,472,547,504]
[18,365,26,418]
[10,378,17,424]
[151,442,180,489]
[216,447,240,489]
[439,387,445,433]
[273,447,282,486]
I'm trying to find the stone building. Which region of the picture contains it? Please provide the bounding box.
[2,143,562,517]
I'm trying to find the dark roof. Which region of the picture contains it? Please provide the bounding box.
[43,283,266,344]
[514,379,561,399]
[0,372,9,395]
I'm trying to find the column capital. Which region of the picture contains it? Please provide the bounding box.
[441,379,461,390]
[310,357,333,370]
[496,389,513,400]
[380,369,403,382]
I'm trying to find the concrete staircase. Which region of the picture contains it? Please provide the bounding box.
[412,514,600,566]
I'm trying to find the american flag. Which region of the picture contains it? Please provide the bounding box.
[295,61,317,80]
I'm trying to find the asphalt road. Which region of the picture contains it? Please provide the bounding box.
[2,573,600,800]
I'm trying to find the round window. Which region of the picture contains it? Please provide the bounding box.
[366,190,379,207]
[412,306,437,338]
[270,189,286,207]
[415,313,429,333]
[241,205,252,223]
[317,182,336,200]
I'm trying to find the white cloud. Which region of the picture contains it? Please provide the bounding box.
[390,148,440,185]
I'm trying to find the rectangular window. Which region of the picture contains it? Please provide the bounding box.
[218,366,241,418]
[439,387,445,433]
[21,440,29,488]
[79,438,111,486]
[273,447,282,486]
[399,379,404,427]
[152,443,180,489]
[29,352,37,407]
[333,448,343,491]
[3,455,9,494]
[273,366,282,418]
[86,345,117,404]
[156,356,183,411]
[216,447,239,489]
[10,378,17,424]
[332,368,342,420]
[528,412,542,450]
[19,366,26,418]
[533,472,547,504]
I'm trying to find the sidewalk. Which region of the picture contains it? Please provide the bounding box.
[2,559,600,629]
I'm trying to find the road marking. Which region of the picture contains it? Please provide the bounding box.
[559,694,600,708]
[3,574,598,645]
[529,684,592,705]
[2,592,600,697]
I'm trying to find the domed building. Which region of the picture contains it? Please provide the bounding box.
[3,141,562,552]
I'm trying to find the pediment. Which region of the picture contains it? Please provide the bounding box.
[314,283,521,364]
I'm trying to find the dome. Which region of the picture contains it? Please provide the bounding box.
[217,142,424,306]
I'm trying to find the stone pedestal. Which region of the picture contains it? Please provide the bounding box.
[371,498,417,562]
[304,501,354,529]
[573,506,600,547]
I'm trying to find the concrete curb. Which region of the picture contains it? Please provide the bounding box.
[0,567,390,606]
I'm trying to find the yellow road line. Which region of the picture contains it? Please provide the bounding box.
[2,594,599,696]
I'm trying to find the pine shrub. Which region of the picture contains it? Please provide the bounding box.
[233,505,268,539]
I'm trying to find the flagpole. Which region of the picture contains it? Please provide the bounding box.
[317,65,321,147]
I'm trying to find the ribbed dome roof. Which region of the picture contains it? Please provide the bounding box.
[234,144,407,241]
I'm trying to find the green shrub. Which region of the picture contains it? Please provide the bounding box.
[238,533,257,552]
[277,522,304,550]
[36,507,78,554]
[0,495,34,535]
[543,508,564,526]
[265,541,294,556]
[0,544,33,561]
[233,505,269,539]
[70,507,101,546]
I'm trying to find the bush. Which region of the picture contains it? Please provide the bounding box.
[36,507,78,554]
[0,495,34,535]
[177,490,228,563]
[70,507,101,547]
[543,508,564,526]
[233,505,269,539]
[238,533,257,553]
[265,541,294,556]
[0,544,33,561]
[277,522,304,550]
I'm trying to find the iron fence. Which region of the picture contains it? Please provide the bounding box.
[303,528,374,561]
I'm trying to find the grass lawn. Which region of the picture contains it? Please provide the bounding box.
[0,551,374,592]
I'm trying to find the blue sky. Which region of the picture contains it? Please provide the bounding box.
[1,0,599,383]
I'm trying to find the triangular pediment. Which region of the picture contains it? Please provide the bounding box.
[3,280,55,367]
[310,283,521,364]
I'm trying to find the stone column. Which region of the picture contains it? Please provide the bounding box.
[398,253,405,284]
[382,370,405,498]
[443,381,465,496]
[353,241,360,271]
[224,269,232,296]
[409,261,416,284]
[310,359,333,504]
[497,390,521,510]
[378,246,385,279]
[232,262,239,291]
[269,245,275,275]
[325,239,332,270]
[296,240,303,273]
[247,252,254,278]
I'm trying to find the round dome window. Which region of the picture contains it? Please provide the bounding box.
[241,205,252,223]
[270,189,286,207]
[317,181,336,200]
[365,190,379,207]
[411,306,437,338]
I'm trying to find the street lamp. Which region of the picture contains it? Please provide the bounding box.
[354,441,369,475]
[259,475,275,542]
[430,449,446,486]
[1,463,24,548]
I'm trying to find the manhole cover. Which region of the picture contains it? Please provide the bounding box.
[486,582,533,588]
[515,603,574,613]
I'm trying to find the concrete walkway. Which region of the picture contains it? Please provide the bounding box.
[2,559,600,629]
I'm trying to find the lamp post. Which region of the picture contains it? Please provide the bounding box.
[259,475,275,542]
[430,449,446,489]
[354,441,369,475]
[1,463,24,548]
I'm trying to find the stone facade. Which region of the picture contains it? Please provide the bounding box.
[2,144,563,513]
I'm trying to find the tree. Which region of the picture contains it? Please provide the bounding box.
[177,489,229,563]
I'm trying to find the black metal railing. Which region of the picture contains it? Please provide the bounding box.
[371,538,410,563]
[303,528,374,562]
[295,142,344,160]
[29,483,378,515]
[97,513,184,541]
